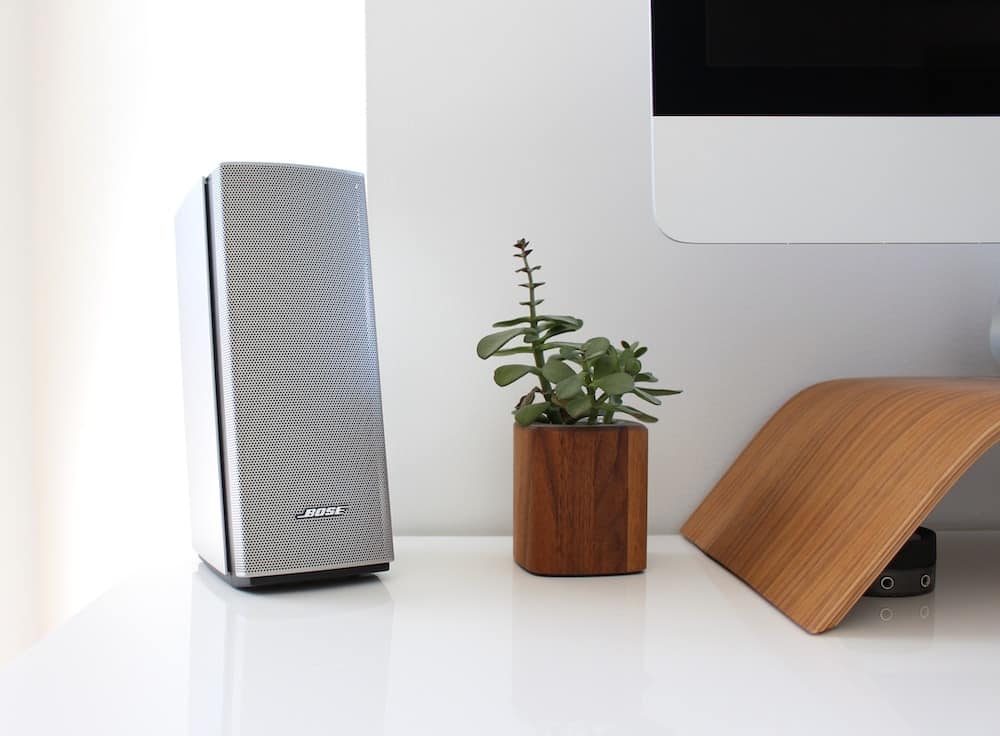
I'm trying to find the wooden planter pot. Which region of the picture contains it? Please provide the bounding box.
[513,421,648,576]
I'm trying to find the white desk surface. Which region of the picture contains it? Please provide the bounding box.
[2,533,998,735]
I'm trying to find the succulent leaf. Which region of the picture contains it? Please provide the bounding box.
[514,401,550,426]
[592,353,618,379]
[515,388,539,409]
[494,364,538,387]
[555,373,586,400]
[545,315,583,328]
[477,327,529,359]
[542,358,575,383]
[614,404,659,423]
[547,341,581,350]
[491,316,532,328]
[492,314,580,328]
[640,387,682,396]
[493,346,535,356]
[566,394,592,418]
[593,372,635,395]
[542,324,579,341]
[632,387,662,405]
[582,337,611,360]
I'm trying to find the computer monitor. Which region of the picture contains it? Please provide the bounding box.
[651,0,1000,243]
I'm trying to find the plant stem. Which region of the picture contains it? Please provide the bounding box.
[517,249,560,423]
[585,360,598,424]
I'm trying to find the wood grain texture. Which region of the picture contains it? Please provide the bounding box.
[514,421,647,576]
[682,377,1000,634]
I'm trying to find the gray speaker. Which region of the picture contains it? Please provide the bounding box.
[175,162,393,587]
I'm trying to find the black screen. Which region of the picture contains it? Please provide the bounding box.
[652,0,1000,114]
[706,0,1000,68]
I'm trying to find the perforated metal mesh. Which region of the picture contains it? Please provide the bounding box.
[209,162,393,577]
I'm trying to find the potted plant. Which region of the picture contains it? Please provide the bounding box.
[477,238,681,576]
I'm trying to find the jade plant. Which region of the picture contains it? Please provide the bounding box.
[476,238,681,426]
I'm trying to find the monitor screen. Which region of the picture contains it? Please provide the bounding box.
[652,0,1000,115]
[650,0,1000,243]
[706,0,1000,69]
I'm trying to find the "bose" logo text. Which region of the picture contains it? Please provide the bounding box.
[295,506,347,520]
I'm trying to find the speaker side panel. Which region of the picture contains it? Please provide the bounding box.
[175,181,229,574]
[208,162,393,578]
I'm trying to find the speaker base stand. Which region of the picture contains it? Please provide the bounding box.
[201,559,390,589]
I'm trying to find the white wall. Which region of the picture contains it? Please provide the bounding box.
[0,0,40,663]
[366,0,1000,534]
[26,0,366,629]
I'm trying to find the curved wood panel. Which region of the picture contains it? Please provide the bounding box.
[681,378,1000,634]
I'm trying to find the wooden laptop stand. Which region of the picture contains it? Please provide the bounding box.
[682,378,1000,634]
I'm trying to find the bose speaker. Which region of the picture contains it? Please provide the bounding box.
[174,162,393,587]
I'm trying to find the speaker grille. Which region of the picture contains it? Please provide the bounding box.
[210,162,393,577]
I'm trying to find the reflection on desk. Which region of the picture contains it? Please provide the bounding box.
[189,567,394,735]
[0,535,999,735]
